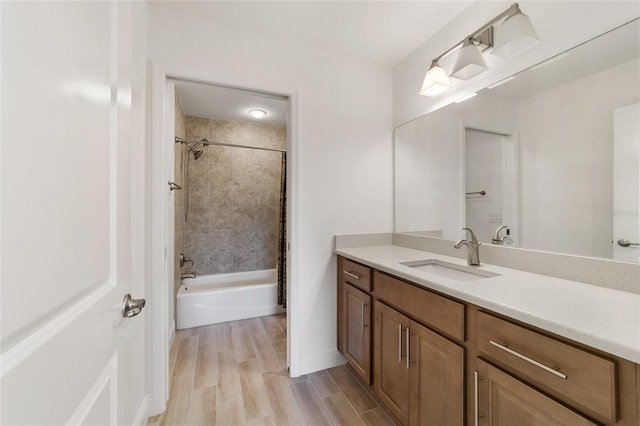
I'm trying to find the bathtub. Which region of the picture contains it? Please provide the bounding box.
[176,269,285,329]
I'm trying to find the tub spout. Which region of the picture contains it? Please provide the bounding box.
[181,272,196,279]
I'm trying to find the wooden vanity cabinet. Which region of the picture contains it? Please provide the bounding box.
[476,359,597,425]
[337,255,640,426]
[343,283,371,384]
[373,301,410,424]
[409,317,464,425]
[337,256,372,384]
[476,311,617,422]
[373,273,464,426]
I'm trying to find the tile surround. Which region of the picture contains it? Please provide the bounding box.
[181,116,286,276]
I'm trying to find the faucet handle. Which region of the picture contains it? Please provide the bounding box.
[462,227,479,244]
[179,253,193,268]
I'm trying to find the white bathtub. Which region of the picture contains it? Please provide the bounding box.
[176,269,285,329]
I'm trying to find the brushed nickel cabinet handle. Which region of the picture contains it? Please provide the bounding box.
[474,370,479,426]
[406,327,411,369]
[398,323,403,363]
[343,270,361,280]
[489,340,567,379]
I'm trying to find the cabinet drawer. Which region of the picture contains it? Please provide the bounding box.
[477,311,617,422]
[374,271,464,341]
[341,258,372,292]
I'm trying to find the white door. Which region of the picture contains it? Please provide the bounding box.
[464,128,518,245]
[613,103,640,263]
[1,2,147,424]
[465,129,505,243]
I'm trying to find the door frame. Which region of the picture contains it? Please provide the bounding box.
[147,61,299,415]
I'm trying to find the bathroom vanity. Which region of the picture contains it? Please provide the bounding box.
[335,237,640,425]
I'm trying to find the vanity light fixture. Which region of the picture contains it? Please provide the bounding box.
[419,2,540,97]
[420,60,452,97]
[248,109,267,118]
[491,4,541,58]
[451,37,488,80]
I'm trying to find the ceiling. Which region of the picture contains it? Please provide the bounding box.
[174,79,288,127]
[149,0,472,66]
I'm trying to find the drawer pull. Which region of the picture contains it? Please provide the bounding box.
[343,270,361,280]
[489,340,567,380]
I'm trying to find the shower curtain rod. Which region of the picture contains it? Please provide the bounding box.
[175,136,286,153]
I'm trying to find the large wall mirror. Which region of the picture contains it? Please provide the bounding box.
[395,19,639,263]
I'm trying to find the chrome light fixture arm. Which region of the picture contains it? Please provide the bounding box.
[431,3,519,65]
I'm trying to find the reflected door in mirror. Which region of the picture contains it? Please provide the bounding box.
[613,103,640,263]
[465,129,518,245]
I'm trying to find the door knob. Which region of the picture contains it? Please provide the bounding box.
[617,239,640,248]
[122,294,146,318]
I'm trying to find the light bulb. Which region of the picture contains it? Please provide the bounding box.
[249,109,267,118]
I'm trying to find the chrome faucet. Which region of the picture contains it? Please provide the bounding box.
[181,272,196,279]
[491,225,513,245]
[454,227,481,265]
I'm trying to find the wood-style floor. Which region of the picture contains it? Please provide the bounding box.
[147,313,394,426]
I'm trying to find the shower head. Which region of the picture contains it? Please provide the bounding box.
[185,142,204,160]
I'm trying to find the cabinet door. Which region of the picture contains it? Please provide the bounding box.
[374,301,410,424]
[476,359,597,426]
[344,283,371,384]
[409,320,464,426]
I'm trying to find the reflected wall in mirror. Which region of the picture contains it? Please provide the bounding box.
[394,19,640,263]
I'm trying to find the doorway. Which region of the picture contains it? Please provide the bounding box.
[149,63,298,417]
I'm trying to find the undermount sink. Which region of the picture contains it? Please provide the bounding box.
[400,259,500,281]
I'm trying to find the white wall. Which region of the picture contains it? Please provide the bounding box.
[518,59,640,258]
[394,1,639,126]
[147,4,393,374]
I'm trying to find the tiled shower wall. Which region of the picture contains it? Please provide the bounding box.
[182,117,286,275]
[174,92,187,305]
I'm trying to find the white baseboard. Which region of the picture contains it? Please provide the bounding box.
[297,350,346,376]
[134,394,151,426]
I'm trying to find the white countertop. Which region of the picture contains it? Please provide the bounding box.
[335,244,640,364]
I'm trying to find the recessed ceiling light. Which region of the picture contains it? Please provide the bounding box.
[248,109,267,118]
